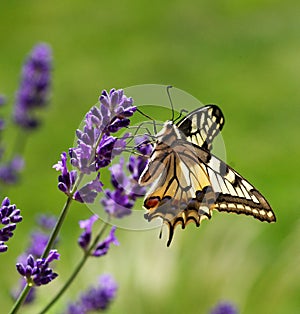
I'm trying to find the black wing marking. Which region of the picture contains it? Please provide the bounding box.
[176,105,224,151]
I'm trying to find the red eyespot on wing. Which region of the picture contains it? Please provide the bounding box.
[144,197,160,209]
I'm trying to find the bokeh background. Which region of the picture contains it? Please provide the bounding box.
[1,1,300,313]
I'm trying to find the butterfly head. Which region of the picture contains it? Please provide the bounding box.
[155,121,183,145]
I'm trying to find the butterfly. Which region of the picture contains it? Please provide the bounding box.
[138,104,276,246]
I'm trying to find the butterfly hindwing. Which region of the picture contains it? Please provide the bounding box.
[196,146,276,222]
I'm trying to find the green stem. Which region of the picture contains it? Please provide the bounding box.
[9,283,32,314]
[41,172,85,258]
[41,196,72,258]
[38,218,111,314]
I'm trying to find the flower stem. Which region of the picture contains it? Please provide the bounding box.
[38,218,111,314]
[41,196,72,258]
[9,283,32,314]
[42,172,85,258]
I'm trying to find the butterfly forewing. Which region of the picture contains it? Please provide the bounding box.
[176,105,224,151]
[139,105,275,246]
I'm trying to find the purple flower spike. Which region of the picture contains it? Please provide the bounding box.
[210,302,238,314]
[100,89,136,134]
[101,189,133,218]
[0,155,24,184]
[81,274,118,311]
[78,215,98,250]
[66,274,117,314]
[16,249,59,286]
[93,226,119,257]
[100,135,151,219]
[95,135,117,170]
[37,214,57,230]
[13,214,58,303]
[135,135,153,157]
[45,249,60,263]
[14,43,52,129]
[69,88,136,175]
[53,152,77,196]
[78,216,118,257]
[99,89,136,121]
[0,197,22,253]
[66,303,85,314]
[74,173,103,203]
[55,88,137,206]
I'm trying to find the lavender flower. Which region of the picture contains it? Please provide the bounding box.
[210,302,238,314]
[14,43,52,129]
[53,153,103,203]
[0,155,24,184]
[13,214,58,304]
[54,89,136,205]
[0,197,22,253]
[69,89,135,175]
[78,215,119,257]
[93,226,119,257]
[73,173,103,203]
[101,189,133,218]
[66,274,117,314]
[53,152,77,195]
[0,95,24,184]
[37,214,57,230]
[78,215,98,250]
[101,136,152,218]
[99,89,136,133]
[16,250,59,286]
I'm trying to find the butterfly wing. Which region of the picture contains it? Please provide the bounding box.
[196,145,276,222]
[176,105,224,151]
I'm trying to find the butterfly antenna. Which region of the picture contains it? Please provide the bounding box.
[136,108,153,121]
[136,108,157,134]
[166,85,175,122]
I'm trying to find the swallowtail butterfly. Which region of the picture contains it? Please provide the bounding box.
[138,104,276,246]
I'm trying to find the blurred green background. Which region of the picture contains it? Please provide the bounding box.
[1,0,300,313]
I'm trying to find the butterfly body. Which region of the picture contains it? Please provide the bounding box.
[139,105,276,246]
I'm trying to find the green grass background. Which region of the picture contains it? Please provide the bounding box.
[1,0,300,313]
